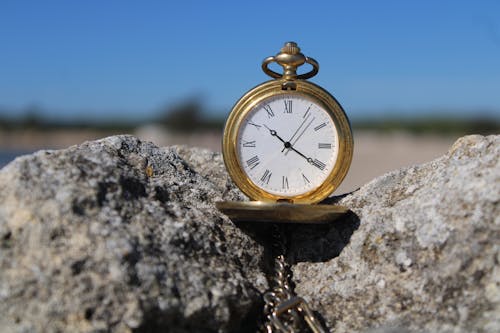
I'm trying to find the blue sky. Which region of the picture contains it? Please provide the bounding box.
[0,0,499,121]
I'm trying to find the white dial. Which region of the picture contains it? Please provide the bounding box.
[237,93,339,197]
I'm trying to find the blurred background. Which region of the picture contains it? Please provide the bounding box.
[0,0,499,193]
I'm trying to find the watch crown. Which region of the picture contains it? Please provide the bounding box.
[262,42,319,81]
[281,42,301,55]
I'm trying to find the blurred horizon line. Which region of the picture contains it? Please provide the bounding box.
[1,103,498,139]
[1,103,499,125]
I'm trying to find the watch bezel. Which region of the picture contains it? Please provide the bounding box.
[222,79,353,204]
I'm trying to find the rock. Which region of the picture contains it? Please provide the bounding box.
[292,135,500,332]
[0,136,266,333]
[0,134,498,333]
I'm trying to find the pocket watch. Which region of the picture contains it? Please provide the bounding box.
[216,43,352,331]
[217,42,353,222]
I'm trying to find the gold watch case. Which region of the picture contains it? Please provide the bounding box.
[222,77,353,204]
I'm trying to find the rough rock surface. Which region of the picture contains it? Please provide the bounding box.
[292,135,500,332]
[0,136,265,333]
[0,134,498,333]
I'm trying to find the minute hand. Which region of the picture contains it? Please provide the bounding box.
[288,146,309,160]
[287,146,323,170]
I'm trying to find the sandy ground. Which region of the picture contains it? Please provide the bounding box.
[337,130,456,193]
[0,127,458,194]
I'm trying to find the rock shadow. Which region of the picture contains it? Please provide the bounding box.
[227,195,359,331]
[285,209,359,265]
[232,194,360,266]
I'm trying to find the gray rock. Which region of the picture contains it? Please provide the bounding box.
[292,135,500,333]
[0,134,498,333]
[0,136,266,333]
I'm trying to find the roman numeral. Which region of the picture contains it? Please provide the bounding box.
[263,104,274,118]
[282,176,289,190]
[248,121,261,130]
[302,173,310,184]
[303,104,312,118]
[260,169,272,184]
[318,143,332,149]
[246,156,260,169]
[314,123,327,131]
[284,100,292,113]
[311,159,326,170]
[242,140,256,148]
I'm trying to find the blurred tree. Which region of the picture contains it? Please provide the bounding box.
[158,97,204,132]
[156,96,225,132]
[23,105,44,129]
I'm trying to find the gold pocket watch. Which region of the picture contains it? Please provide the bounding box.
[217,42,353,223]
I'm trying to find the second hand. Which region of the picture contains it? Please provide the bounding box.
[283,116,316,154]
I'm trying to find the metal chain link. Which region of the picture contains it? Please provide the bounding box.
[261,224,328,333]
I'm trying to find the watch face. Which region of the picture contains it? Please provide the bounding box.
[236,93,339,197]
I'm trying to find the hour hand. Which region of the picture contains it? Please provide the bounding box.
[264,125,286,144]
